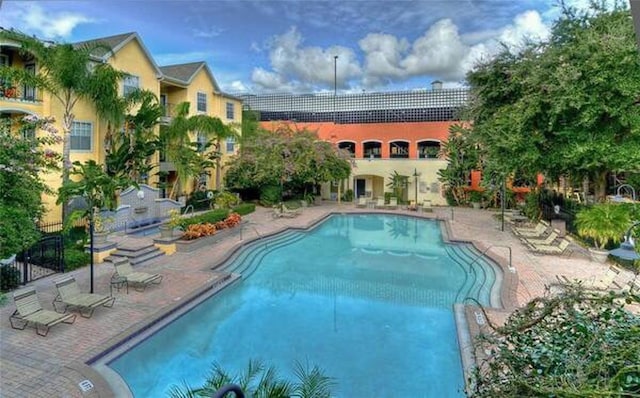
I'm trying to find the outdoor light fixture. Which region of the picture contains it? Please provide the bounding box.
[609,221,640,261]
[137,189,145,200]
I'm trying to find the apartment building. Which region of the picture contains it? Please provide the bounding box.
[0,31,241,221]
[241,83,468,205]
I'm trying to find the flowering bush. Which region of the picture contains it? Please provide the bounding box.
[224,213,242,228]
[180,213,242,240]
[166,209,183,229]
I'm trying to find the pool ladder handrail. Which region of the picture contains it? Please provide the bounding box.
[469,245,515,273]
[211,383,245,398]
[240,222,267,249]
[183,205,194,217]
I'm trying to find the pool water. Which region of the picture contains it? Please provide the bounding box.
[107,214,498,397]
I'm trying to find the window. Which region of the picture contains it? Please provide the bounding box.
[70,121,92,151]
[196,132,207,152]
[197,92,207,112]
[22,128,35,140]
[226,137,235,153]
[226,102,234,119]
[123,75,139,96]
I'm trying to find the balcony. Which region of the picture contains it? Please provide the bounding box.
[159,102,176,124]
[0,83,42,103]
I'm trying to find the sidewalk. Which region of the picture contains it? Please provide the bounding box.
[0,205,631,397]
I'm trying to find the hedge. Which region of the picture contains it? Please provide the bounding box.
[233,203,256,216]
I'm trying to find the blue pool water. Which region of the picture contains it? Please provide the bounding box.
[107,214,498,397]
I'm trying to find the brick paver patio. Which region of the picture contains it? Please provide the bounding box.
[0,204,635,397]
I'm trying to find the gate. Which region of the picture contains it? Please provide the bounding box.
[14,235,65,284]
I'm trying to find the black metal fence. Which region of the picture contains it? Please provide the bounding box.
[541,203,579,235]
[1,235,64,288]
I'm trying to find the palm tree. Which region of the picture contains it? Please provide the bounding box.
[0,29,122,220]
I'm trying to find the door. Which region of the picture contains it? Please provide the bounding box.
[356,178,366,198]
[24,64,36,100]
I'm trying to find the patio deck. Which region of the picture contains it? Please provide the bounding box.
[0,204,635,397]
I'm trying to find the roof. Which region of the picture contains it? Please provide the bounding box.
[159,61,220,91]
[73,32,163,78]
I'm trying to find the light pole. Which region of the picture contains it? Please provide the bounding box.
[609,221,640,261]
[333,55,338,124]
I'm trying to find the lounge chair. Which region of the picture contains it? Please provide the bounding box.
[53,276,115,318]
[524,231,558,246]
[529,239,572,256]
[386,197,398,210]
[355,197,367,208]
[420,200,433,213]
[113,260,163,292]
[374,197,385,209]
[10,287,76,336]
[513,221,548,237]
[557,266,622,291]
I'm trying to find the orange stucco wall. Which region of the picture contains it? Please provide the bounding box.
[260,120,456,159]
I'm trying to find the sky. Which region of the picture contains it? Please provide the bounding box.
[0,0,593,94]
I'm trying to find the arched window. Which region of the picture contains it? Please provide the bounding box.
[417,140,441,159]
[338,141,355,157]
[389,141,409,158]
[363,141,382,158]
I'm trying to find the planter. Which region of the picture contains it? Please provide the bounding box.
[159,225,174,238]
[93,232,110,245]
[472,202,481,210]
[589,248,610,264]
[176,225,242,253]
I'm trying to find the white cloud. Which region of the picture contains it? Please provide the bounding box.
[497,10,550,50]
[251,27,362,92]
[192,27,224,38]
[0,3,94,39]
[224,80,249,93]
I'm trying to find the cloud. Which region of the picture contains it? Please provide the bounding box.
[0,3,94,39]
[251,27,362,92]
[192,27,224,38]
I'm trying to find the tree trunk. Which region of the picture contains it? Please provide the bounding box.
[61,110,74,221]
[593,171,607,203]
[582,175,590,204]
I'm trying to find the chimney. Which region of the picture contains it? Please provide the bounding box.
[431,80,443,90]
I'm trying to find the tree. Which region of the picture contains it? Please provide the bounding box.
[0,115,61,258]
[225,125,351,201]
[437,124,481,205]
[466,4,640,201]
[168,359,334,398]
[470,284,640,397]
[0,29,123,219]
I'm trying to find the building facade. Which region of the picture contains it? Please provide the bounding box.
[0,31,241,221]
[242,84,468,205]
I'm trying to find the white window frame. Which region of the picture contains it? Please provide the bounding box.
[70,121,93,151]
[123,75,139,96]
[197,92,207,113]
[226,136,235,153]
[226,102,234,119]
[196,131,207,152]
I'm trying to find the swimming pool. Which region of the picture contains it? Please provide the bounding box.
[103,214,500,397]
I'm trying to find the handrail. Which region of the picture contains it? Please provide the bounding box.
[469,245,515,273]
[183,205,194,217]
[211,384,245,398]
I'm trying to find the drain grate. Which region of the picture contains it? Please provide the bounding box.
[78,380,94,392]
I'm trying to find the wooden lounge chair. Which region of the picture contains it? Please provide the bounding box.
[529,239,572,256]
[113,260,163,292]
[355,197,367,208]
[10,287,76,336]
[53,276,115,318]
[386,197,398,210]
[420,200,433,213]
[524,231,558,246]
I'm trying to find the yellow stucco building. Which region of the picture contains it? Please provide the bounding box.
[0,31,241,222]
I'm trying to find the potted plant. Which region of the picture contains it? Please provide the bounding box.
[160,209,182,238]
[575,204,630,263]
[469,190,484,209]
[93,210,114,244]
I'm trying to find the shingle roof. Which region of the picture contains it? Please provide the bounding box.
[159,62,206,83]
[73,32,135,59]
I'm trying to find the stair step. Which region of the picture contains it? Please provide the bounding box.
[130,250,164,266]
[112,245,159,259]
[116,242,156,253]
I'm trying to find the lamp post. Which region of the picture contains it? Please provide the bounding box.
[333,55,338,124]
[608,221,640,261]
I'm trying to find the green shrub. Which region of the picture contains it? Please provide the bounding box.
[0,265,21,292]
[64,248,89,271]
[384,192,393,203]
[233,203,256,216]
[181,209,230,228]
[260,185,281,206]
[215,191,239,209]
[342,189,354,202]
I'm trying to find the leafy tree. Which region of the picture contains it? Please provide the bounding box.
[438,124,481,205]
[168,359,335,398]
[470,284,640,397]
[225,125,351,200]
[386,171,409,201]
[0,115,61,258]
[466,3,640,201]
[0,29,124,218]
[575,203,630,249]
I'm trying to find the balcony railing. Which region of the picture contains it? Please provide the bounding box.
[0,83,42,103]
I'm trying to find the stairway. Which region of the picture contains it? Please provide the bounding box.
[105,241,164,267]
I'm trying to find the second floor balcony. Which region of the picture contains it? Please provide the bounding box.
[0,82,42,103]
